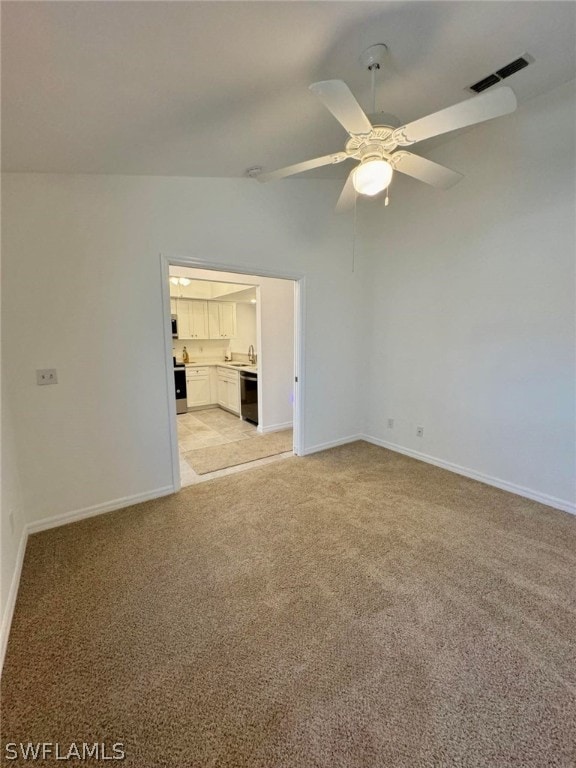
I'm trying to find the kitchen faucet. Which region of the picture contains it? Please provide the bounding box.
[248,345,256,364]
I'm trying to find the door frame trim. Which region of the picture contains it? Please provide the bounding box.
[160,254,305,492]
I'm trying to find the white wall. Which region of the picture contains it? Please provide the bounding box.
[1,175,363,549]
[231,303,257,355]
[361,79,576,508]
[1,187,28,665]
[258,278,294,431]
[0,405,27,665]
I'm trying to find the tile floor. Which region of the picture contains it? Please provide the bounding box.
[178,407,293,486]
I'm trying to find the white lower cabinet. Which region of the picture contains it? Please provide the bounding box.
[209,367,218,405]
[216,367,240,415]
[185,364,239,413]
[186,367,211,408]
[228,372,240,414]
[216,371,227,408]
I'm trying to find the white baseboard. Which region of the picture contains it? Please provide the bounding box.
[362,435,576,516]
[27,485,176,535]
[258,421,293,435]
[0,526,29,676]
[300,434,363,456]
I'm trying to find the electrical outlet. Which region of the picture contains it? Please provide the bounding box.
[36,369,58,385]
[387,418,394,429]
[416,426,424,437]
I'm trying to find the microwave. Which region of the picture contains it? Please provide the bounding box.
[171,314,178,338]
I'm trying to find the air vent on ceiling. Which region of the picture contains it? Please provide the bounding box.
[469,74,501,93]
[468,54,534,93]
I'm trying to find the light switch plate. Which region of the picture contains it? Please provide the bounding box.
[37,369,58,385]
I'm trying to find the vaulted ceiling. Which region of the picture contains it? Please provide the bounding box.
[2,1,575,178]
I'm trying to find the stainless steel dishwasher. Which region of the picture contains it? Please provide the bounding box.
[174,364,188,414]
[240,370,258,425]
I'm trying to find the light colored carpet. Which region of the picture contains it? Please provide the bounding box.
[184,429,293,474]
[2,441,575,767]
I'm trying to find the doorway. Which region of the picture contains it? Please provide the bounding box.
[161,256,304,490]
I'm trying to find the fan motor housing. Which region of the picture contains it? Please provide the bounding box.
[345,126,398,160]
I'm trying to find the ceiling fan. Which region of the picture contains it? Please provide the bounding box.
[256,46,517,210]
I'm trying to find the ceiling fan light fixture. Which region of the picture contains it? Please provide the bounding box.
[353,159,393,196]
[259,74,517,209]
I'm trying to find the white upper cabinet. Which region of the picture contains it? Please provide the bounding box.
[189,300,209,339]
[208,302,237,339]
[219,302,237,339]
[208,302,221,340]
[175,299,208,339]
[175,298,191,339]
[176,299,236,340]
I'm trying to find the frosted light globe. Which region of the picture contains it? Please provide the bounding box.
[353,160,393,196]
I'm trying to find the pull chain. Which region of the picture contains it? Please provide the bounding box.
[352,194,358,273]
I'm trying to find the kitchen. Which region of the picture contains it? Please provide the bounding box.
[169,267,295,484]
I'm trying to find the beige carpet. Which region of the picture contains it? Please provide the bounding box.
[184,429,293,474]
[2,441,575,767]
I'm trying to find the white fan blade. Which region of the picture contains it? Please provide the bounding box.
[392,152,463,189]
[257,152,348,183]
[396,87,517,145]
[336,169,357,212]
[309,80,373,135]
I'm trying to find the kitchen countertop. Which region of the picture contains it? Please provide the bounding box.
[174,359,258,374]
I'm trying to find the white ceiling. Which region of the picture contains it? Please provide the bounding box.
[170,276,257,302]
[2,1,575,178]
